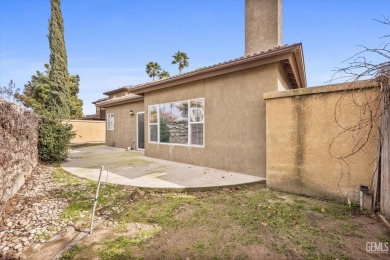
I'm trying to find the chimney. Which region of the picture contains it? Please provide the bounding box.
[245,0,282,55]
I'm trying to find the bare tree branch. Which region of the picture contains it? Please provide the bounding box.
[328,17,389,202]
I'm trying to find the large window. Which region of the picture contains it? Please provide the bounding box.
[189,99,204,146]
[148,98,204,146]
[107,113,114,130]
[148,106,158,142]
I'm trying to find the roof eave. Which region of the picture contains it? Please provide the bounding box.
[292,44,307,88]
[132,44,303,95]
[92,98,109,104]
[102,87,129,96]
[96,96,144,108]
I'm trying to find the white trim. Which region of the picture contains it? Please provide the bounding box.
[187,100,190,146]
[189,98,205,147]
[136,112,145,151]
[148,105,159,143]
[153,142,204,148]
[107,113,114,131]
[157,104,160,143]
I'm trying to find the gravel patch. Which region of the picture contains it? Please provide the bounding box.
[0,165,71,259]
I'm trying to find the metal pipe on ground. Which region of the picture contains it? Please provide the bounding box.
[89,165,104,236]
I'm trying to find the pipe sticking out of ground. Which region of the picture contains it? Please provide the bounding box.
[89,165,104,235]
[359,184,369,211]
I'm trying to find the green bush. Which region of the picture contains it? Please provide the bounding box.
[160,118,170,143]
[38,114,75,163]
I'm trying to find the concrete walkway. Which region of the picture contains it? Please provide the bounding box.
[61,145,265,191]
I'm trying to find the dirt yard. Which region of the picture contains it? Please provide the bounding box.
[50,170,390,260]
[3,166,388,259]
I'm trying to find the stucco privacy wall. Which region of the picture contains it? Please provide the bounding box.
[0,100,39,201]
[68,120,106,144]
[105,100,144,148]
[144,64,280,177]
[264,84,379,201]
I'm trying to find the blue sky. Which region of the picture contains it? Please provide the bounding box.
[0,0,389,115]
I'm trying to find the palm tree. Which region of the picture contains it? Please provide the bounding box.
[158,70,170,80]
[146,62,162,81]
[171,51,189,74]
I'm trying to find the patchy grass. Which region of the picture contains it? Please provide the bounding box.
[60,185,390,259]
[98,236,134,259]
[310,203,360,220]
[36,230,51,242]
[97,226,161,260]
[52,168,133,225]
[60,246,81,260]
[117,193,198,228]
[192,242,206,253]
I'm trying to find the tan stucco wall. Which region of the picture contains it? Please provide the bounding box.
[105,100,144,148]
[143,64,280,177]
[69,120,105,144]
[265,85,379,201]
[108,90,127,99]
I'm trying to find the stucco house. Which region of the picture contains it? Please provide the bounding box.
[93,0,306,177]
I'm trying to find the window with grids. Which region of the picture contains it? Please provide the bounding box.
[148,98,204,146]
[107,113,114,130]
[148,105,158,142]
[189,99,204,146]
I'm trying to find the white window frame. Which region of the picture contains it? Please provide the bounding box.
[189,98,205,147]
[148,105,159,143]
[107,113,114,131]
[147,98,204,147]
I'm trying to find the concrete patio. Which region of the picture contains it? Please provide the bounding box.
[61,145,265,190]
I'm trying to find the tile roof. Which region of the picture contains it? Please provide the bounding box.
[92,97,109,104]
[95,93,143,107]
[94,43,306,106]
[102,85,139,95]
[130,44,303,93]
